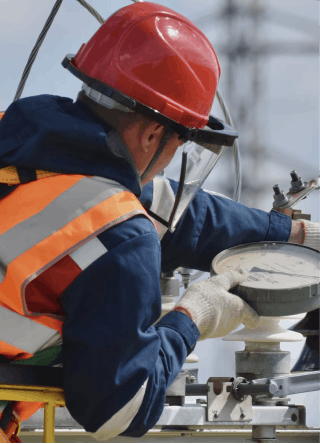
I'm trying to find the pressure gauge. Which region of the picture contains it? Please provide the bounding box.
[211,242,319,316]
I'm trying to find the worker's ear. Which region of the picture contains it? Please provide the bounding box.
[140,122,164,153]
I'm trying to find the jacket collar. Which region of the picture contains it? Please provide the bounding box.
[0,95,142,197]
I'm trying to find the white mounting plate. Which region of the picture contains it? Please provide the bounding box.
[207,379,253,422]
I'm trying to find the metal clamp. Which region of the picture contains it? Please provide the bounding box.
[231,371,320,399]
[207,377,252,422]
[272,175,320,210]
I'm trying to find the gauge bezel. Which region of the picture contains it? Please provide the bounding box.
[211,242,320,317]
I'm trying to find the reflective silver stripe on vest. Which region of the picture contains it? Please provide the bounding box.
[0,177,127,283]
[69,237,107,270]
[0,304,58,354]
[150,176,175,240]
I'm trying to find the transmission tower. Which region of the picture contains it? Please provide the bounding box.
[194,0,318,207]
[222,0,266,207]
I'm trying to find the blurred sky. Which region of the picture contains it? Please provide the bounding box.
[1,0,319,428]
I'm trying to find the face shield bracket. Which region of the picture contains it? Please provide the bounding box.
[167,151,188,232]
[178,115,238,152]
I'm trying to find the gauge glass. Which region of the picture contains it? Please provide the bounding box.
[213,243,319,290]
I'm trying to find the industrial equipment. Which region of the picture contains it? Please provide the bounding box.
[154,170,320,443]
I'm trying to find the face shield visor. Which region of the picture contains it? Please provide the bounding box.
[168,141,227,231]
[164,115,238,231]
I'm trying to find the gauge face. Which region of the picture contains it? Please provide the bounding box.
[213,242,319,290]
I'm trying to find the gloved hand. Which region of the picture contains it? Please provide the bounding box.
[173,268,260,341]
[299,220,320,252]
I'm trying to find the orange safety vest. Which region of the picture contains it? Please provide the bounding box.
[0,172,156,422]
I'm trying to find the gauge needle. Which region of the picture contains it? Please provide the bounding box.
[250,267,318,279]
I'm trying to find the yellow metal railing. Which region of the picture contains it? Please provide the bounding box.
[0,384,65,443]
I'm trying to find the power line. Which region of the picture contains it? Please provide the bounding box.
[13,0,64,102]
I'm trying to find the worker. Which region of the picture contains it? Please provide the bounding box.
[0,2,319,441]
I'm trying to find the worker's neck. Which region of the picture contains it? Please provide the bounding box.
[76,91,145,180]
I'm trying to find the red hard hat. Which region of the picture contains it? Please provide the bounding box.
[66,2,220,129]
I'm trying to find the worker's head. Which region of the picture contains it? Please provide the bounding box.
[77,87,183,185]
[63,2,238,229]
[62,3,224,177]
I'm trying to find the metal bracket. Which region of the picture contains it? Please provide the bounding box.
[273,177,320,210]
[207,377,252,422]
[233,371,320,399]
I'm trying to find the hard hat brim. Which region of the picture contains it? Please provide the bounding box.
[62,54,238,152]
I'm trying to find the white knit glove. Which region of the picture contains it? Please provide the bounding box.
[174,268,260,341]
[300,220,320,252]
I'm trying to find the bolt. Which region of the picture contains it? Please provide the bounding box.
[240,413,246,419]
[290,170,299,182]
[273,184,289,205]
[289,170,305,192]
[186,374,196,384]
[213,413,219,419]
[268,381,279,395]
[273,184,281,195]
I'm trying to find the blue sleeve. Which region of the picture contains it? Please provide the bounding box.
[61,215,199,436]
[140,179,292,272]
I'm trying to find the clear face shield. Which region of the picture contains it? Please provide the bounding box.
[165,115,238,232]
[168,141,227,231]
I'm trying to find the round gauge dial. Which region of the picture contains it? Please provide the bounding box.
[211,242,319,316]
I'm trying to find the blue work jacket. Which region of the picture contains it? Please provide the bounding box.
[0,95,292,436]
